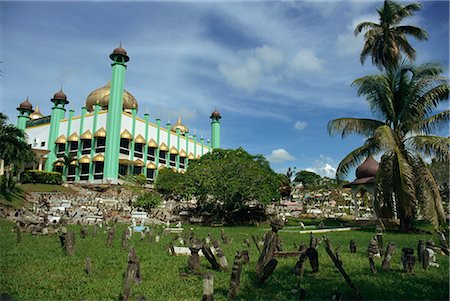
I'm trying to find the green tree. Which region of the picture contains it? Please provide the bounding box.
[154,167,184,199]
[182,148,280,224]
[328,62,449,231]
[429,158,449,204]
[355,0,428,70]
[294,170,321,189]
[0,113,34,192]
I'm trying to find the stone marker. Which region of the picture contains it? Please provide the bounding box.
[401,248,415,273]
[15,222,21,243]
[349,240,356,253]
[205,233,212,244]
[256,218,283,283]
[202,243,220,271]
[242,250,250,264]
[221,229,230,245]
[93,224,98,238]
[244,239,251,249]
[217,248,229,271]
[423,240,440,269]
[417,240,426,263]
[188,242,202,274]
[368,236,381,258]
[202,272,214,301]
[375,224,383,252]
[227,251,243,299]
[121,228,129,251]
[122,247,141,301]
[309,232,319,249]
[66,231,75,256]
[59,221,68,251]
[306,247,319,273]
[80,224,88,239]
[381,242,395,271]
[107,227,114,248]
[85,257,92,275]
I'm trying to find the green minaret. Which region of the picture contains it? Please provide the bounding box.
[103,45,129,183]
[210,109,221,149]
[45,89,69,171]
[16,97,34,131]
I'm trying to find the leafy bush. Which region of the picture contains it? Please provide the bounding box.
[0,175,15,193]
[134,191,162,211]
[21,170,62,184]
[154,168,184,198]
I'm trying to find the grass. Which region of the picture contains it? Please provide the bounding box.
[0,218,448,300]
[0,184,73,209]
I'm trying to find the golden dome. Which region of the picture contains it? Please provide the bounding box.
[30,105,44,120]
[85,82,138,112]
[171,116,189,134]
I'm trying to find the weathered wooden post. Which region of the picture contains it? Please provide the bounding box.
[202,272,214,301]
[202,243,221,271]
[106,227,114,248]
[324,238,362,300]
[85,257,92,275]
[401,248,416,273]
[255,218,283,283]
[122,247,141,301]
[188,241,202,274]
[15,222,21,243]
[66,231,75,256]
[227,251,243,299]
[349,240,356,253]
[121,228,129,251]
[381,242,395,271]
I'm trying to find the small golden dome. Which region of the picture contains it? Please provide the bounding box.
[30,105,44,120]
[85,82,138,112]
[171,116,189,134]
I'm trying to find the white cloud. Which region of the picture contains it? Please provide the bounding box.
[266,148,295,163]
[294,120,308,131]
[305,154,337,178]
[291,48,324,73]
[218,45,284,91]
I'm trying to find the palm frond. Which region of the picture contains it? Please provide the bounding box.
[373,125,398,150]
[412,155,446,229]
[413,110,450,134]
[395,25,428,40]
[406,135,450,162]
[354,22,379,35]
[335,138,379,180]
[327,118,385,138]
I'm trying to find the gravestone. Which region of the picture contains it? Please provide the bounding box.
[227,251,243,299]
[309,232,319,249]
[205,233,212,244]
[368,237,381,257]
[401,248,415,273]
[66,231,75,256]
[242,250,250,264]
[15,222,21,243]
[244,239,251,249]
[375,224,383,252]
[93,224,98,238]
[306,247,319,273]
[80,224,88,239]
[122,247,141,301]
[221,229,230,245]
[121,228,129,251]
[202,272,214,301]
[349,240,357,253]
[85,257,92,275]
[381,242,395,271]
[202,243,220,270]
[188,241,202,274]
[107,227,114,248]
[217,249,229,271]
[256,218,283,283]
[423,240,440,269]
[59,222,68,252]
[417,240,426,263]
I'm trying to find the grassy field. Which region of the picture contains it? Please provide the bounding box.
[0,218,448,301]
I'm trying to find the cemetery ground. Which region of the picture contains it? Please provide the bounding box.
[1,218,448,300]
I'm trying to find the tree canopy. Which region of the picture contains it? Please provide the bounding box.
[294,170,322,189]
[155,147,281,224]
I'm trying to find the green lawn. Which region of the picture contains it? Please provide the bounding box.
[0,218,448,300]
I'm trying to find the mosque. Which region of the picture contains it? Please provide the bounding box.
[16,45,222,184]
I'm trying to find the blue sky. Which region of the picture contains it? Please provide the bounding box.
[1,0,448,179]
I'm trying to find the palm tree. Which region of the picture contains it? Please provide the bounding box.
[328,62,449,231]
[0,113,35,192]
[355,0,428,70]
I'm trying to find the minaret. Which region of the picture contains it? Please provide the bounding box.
[210,109,222,149]
[103,44,129,183]
[44,89,69,171]
[16,97,34,131]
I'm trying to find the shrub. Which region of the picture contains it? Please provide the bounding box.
[21,170,62,184]
[134,191,162,211]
